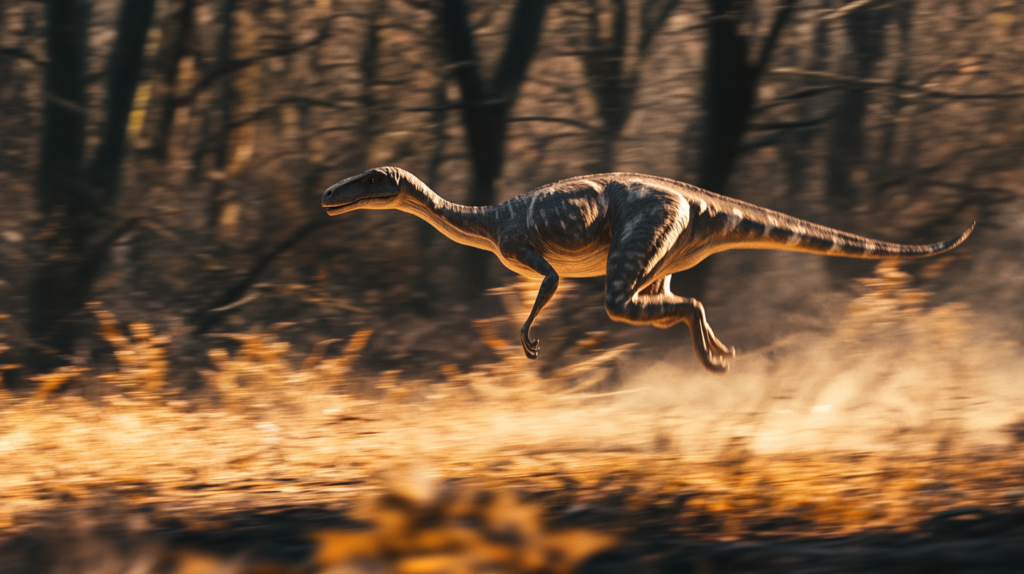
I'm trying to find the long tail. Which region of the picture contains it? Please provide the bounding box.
[716,204,974,259]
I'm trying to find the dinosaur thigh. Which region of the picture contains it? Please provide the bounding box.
[602,201,687,315]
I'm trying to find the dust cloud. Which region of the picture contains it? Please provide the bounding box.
[614,305,1023,457]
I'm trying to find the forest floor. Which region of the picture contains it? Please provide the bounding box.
[2,357,1023,574]
[2,268,1024,574]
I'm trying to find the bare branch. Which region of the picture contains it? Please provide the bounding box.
[741,122,823,152]
[192,219,330,334]
[749,116,829,131]
[754,86,839,112]
[822,0,876,22]
[507,116,599,132]
[227,97,358,128]
[639,0,681,56]
[770,67,1024,99]
[0,47,46,66]
[44,92,88,115]
[175,21,333,108]
[753,0,799,79]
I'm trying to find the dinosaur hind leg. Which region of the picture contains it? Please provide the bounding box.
[607,287,734,373]
[604,221,735,372]
[640,276,734,359]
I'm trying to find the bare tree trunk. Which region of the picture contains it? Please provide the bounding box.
[148,0,196,161]
[207,0,236,236]
[38,0,89,217]
[876,0,912,191]
[695,0,796,194]
[781,0,831,200]
[30,0,92,360]
[675,0,796,300]
[826,2,889,282]
[30,0,156,364]
[583,0,679,171]
[89,0,157,200]
[440,0,547,296]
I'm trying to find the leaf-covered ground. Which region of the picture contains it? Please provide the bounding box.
[2,268,1023,573]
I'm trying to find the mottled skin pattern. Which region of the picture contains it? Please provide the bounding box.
[323,167,974,372]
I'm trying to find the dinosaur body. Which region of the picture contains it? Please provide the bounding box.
[322,167,973,372]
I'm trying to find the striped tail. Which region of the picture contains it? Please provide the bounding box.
[725,211,975,259]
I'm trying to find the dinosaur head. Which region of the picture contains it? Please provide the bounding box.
[322,167,406,216]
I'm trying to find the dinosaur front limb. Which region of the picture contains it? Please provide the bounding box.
[502,246,559,360]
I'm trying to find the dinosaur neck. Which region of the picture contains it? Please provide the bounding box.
[397,179,498,252]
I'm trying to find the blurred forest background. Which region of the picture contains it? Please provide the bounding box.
[3,3,1024,571]
[1,0,1024,385]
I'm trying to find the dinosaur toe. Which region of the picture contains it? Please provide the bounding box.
[520,333,541,360]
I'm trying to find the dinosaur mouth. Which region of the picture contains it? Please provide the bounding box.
[324,193,398,215]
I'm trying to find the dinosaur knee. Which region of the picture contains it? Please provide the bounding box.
[604,291,634,323]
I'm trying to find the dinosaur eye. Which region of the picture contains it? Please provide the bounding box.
[367,176,381,185]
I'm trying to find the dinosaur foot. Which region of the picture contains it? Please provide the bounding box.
[698,351,730,373]
[520,332,540,360]
[694,325,734,374]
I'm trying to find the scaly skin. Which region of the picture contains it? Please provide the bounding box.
[322,167,974,372]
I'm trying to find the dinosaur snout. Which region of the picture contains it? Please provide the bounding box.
[321,186,337,207]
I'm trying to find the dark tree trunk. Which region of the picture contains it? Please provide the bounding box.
[38,0,89,217]
[582,0,679,171]
[89,0,157,200]
[30,0,155,362]
[30,0,92,358]
[826,3,889,282]
[826,4,888,214]
[877,0,912,191]
[440,0,547,296]
[584,0,628,171]
[696,0,757,195]
[675,0,796,300]
[695,0,796,194]
[782,0,831,200]
[208,0,236,234]
[148,0,196,161]
[356,2,381,168]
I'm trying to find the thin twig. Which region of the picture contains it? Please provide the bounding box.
[770,67,1024,99]
[507,116,598,132]
[822,0,875,21]
[174,21,332,108]
[193,219,329,334]
[0,47,46,66]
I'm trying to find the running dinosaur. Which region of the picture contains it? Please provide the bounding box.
[322,167,973,372]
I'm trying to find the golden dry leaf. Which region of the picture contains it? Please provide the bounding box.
[208,348,230,365]
[91,303,129,350]
[441,490,479,519]
[374,506,414,542]
[301,338,342,371]
[484,492,544,539]
[395,553,467,574]
[311,530,381,566]
[173,551,233,574]
[544,529,618,574]
[410,526,472,552]
[30,366,86,400]
[342,330,373,359]
[544,532,614,568]
[464,537,517,565]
